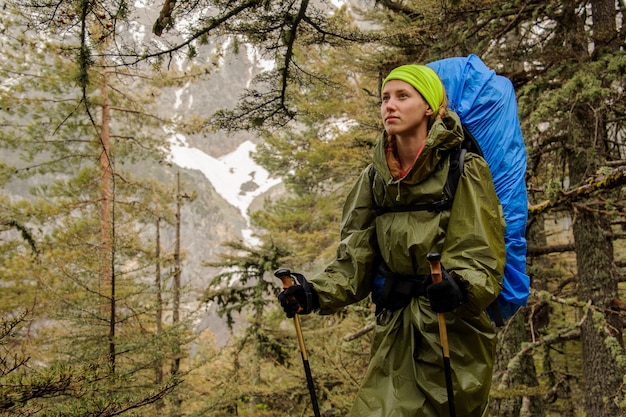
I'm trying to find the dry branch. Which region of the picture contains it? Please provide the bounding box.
[529,165,626,216]
[527,243,575,256]
[153,0,176,36]
[343,322,375,341]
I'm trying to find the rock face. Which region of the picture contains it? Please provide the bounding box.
[135,5,277,288]
[169,137,283,295]
[153,41,283,344]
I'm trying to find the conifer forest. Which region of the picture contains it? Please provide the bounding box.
[1,1,625,416]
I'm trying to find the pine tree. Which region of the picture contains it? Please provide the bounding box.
[0,2,197,415]
[200,240,290,407]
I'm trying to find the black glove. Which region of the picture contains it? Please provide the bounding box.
[277,273,319,318]
[426,267,466,313]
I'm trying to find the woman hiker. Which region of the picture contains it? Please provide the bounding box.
[278,64,506,417]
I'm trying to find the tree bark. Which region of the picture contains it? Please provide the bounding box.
[172,171,181,376]
[572,207,622,416]
[570,1,624,415]
[100,72,116,372]
[171,172,183,417]
[155,216,164,412]
[569,0,623,417]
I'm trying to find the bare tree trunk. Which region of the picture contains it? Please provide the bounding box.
[100,73,115,372]
[171,172,183,417]
[570,1,624,416]
[172,172,181,376]
[591,0,617,54]
[252,282,263,386]
[572,207,622,417]
[155,216,164,412]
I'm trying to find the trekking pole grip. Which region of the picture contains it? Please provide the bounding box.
[275,268,303,314]
[274,268,294,289]
[427,252,442,284]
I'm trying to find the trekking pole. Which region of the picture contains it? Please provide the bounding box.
[274,268,321,417]
[426,252,456,417]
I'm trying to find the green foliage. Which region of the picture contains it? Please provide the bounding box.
[202,239,290,329]
[0,3,196,416]
[251,194,342,265]
[1,0,626,416]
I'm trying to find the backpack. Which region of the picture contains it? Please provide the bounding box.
[371,55,529,325]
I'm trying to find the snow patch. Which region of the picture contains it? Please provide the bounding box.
[168,135,281,225]
[246,44,275,74]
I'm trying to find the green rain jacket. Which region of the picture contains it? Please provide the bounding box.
[309,110,506,417]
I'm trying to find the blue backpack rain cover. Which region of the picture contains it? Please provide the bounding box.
[427,55,530,320]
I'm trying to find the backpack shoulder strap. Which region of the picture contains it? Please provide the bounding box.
[461,125,483,159]
[444,144,462,202]
[444,125,482,198]
[368,163,376,187]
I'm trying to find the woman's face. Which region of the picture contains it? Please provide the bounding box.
[381,79,433,138]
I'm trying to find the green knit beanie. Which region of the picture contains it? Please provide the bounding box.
[382,65,444,113]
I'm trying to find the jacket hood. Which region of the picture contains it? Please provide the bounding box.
[373,110,464,185]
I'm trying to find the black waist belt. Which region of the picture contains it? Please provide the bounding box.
[376,263,431,312]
